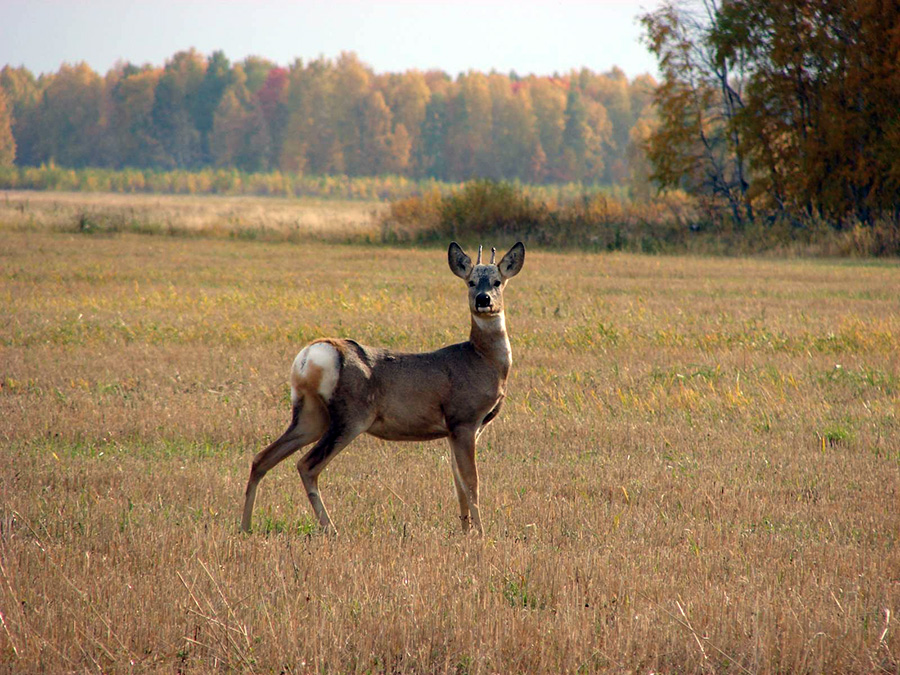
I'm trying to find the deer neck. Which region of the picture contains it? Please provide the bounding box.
[469,312,512,379]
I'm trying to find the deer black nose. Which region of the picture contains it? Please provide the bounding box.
[475,293,491,308]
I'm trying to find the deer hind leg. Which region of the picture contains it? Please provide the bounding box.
[297,409,369,535]
[241,394,327,533]
[449,427,483,536]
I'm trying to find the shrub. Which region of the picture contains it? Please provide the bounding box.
[438,180,543,239]
[378,189,442,243]
[378,180,698,251]
[839,219,900,257]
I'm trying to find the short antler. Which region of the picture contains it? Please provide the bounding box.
[476,245,483,264]
[490,247,496,264]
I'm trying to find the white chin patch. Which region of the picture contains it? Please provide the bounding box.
[476,306,493,313]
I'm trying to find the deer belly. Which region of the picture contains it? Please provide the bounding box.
[366,406,449,442]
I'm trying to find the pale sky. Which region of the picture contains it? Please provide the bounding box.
[0,0,662,79]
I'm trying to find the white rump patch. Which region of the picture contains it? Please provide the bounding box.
[291,342,340,403]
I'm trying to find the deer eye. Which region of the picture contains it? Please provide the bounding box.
[493,280,501,288]
[468,281,476,287]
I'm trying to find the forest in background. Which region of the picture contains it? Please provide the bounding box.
[0,51,656,188]
[1,0,899,255]
[642,0,900,228]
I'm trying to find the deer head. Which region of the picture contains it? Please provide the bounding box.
[448,241,525,316]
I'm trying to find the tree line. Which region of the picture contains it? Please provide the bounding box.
[641,0,900,226]
[0,51,656,187]
[2,0,898,241]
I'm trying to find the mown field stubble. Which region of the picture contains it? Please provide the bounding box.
[1,206,899,672]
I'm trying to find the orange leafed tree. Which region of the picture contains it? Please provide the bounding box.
[0,50,658,188]
[642,0,900,226]
[0,87,15,166]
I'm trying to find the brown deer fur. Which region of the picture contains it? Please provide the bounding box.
[241,241,525,536]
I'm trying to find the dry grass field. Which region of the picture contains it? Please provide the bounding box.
[1,197,899,672]
[0,190,385,241]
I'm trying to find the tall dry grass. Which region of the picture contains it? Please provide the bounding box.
[0,190,385,242]
[1,223,898,672]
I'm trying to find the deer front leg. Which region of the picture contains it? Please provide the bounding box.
[448,426,483,537]
[450,463,471,531]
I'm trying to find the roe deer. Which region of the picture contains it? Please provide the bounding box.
[241,241,525,536]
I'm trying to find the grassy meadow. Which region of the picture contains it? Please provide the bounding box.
[1,193,899,672]
[0,189,385,242]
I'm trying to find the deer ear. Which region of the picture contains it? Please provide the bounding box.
[498,242,525,279]
[448,242,472,279]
